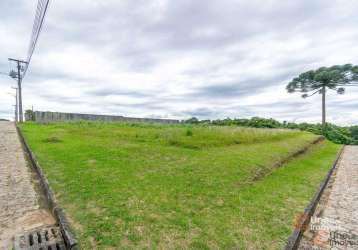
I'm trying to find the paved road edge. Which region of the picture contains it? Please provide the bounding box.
[284,144,345,250]
[16,124,79,250]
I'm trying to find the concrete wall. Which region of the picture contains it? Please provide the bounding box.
[30,111,180,124]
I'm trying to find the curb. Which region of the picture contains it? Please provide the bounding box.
[16,125,78,250]
[284,145,345,250]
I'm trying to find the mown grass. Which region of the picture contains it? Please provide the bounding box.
[19,122,341,249]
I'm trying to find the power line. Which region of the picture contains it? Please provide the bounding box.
[28,0,47,60]
[23,0,50,78]
[6,0,51,123]
[27,0,48,57]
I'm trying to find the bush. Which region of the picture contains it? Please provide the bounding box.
[187,117,358,145]
[25,109,35,121]
[186,129,193,136]
[350,126,358,141]
[184,117,199,124]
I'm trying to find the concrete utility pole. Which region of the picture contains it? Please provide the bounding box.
[8,58,28,122]
[7,90,18,122]
[11,87,18,122]
[13,105,17,122]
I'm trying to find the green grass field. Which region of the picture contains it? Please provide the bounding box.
[19,122,341,249]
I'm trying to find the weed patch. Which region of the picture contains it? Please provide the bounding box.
[42,136,63,143]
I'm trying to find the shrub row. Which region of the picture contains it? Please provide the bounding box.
[184,117,358,145]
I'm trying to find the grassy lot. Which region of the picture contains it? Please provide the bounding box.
[19,122,341,249]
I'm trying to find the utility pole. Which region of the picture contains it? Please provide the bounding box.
[13,105,17,122]
[8,58,28,122]
[11,87,18,122]
[7,90,18,122]
[10,87,18,122]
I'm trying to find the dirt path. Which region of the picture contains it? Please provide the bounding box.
[299,146,358,250]
[0,122,56,250]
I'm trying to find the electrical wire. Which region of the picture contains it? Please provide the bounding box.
[25,0,49,65]
[27,0,47,58]
[22,0,50,78]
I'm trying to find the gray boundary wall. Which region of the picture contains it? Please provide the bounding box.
[31,111,180,124]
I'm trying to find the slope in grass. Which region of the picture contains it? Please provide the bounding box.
[19,122,340,249]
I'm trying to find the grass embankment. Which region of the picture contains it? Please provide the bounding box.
[19,122,341,249]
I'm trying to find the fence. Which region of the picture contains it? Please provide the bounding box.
[27,111,180,124]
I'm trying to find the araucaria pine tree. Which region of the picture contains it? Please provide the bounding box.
[286,64,358,128]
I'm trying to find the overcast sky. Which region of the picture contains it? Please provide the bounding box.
[1,0,358,125]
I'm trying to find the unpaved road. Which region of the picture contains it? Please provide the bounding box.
[0,122,55,249]
[299,146,358,249]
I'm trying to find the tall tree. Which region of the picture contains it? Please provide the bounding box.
[286,64,358,128]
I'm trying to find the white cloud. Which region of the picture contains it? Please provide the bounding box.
[1,0,358,125]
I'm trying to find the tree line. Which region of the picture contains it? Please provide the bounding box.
[184,117,358,145]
